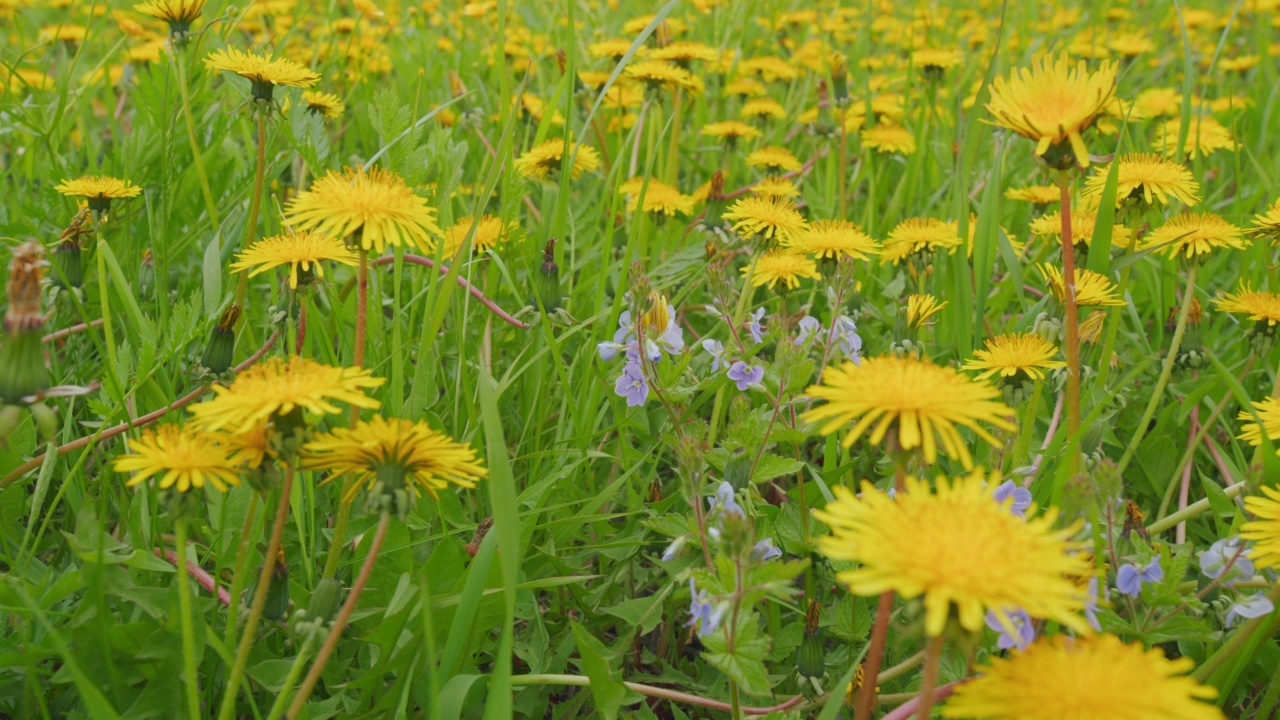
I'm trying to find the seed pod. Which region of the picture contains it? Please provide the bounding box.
[52,239,83,289]
[533,238,562,312]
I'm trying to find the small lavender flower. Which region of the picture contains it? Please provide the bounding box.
[726,361,764,391]
[1225,593,1275,627]
[661,535,688,561]
[1117,557,1163,597]
[702,338,727,372]
[795,315,820,345]
[985,609,1035,650]
[710,481,744,518]
[751,538,782,562]
[993,480,1033,518]
[747,307,766,344]
[614,361,648,407]
[687,579,722,637]
[1200,537,1254,585]
[834,316,862,363]
[1083,577,1102,631]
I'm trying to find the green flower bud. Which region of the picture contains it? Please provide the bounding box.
[52,240,83,289]
[723,447,753,490]
[201,304,241,375]
[533,238,562,312]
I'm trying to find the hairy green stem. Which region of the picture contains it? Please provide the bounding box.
[1117,264,1198,474]
[217,461,295,720]
[265,635,315,720]
[234,112,268,307]
[175,51,220,231]
[175,516,202,720]
[223,492,260,647]
[287,510,391,718]
[1147,481,1244,536]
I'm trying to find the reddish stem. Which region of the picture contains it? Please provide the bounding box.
[856,591,895,720]
[156,547,232,605]
[42,318,104,344]
[371,254,532,329]
[879,681,963,720]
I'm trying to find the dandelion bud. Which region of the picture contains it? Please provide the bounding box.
[1121,498,1148,540]
[830,52,849,105]
[294,577,343,640]
[263,549,291,620]
[1032,311,1064,344]
[201,304,241,375]
[1080,420,1104,454]
[794,601,827,698]
[555,48,567,76]
[723,447,753,490]
[533,238,562,312]
[52,239,83,289]
[1,241,50,404]
[465,517,494,557]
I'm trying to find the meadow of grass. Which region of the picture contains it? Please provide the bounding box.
[2,0,1280,718]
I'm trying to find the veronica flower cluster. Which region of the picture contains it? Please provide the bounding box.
[598,291,685,407]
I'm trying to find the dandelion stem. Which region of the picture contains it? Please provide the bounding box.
[914,635,944,720]
[287,510,392,718]
[1117,264,1198,475]
[223,492,260,646]
[1054,170,1081,475]
[175,50,220,231]
[1147,481,1245,537]
[217,460,295,720]
[857,451,907,720]
[234,111,268,307]
[175,516,203,720]
[93,232,122,399]
[265,636,314,720]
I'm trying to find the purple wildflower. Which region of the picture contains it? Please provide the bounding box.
[1226,593,1275,627]
[614,361,648,407]
[1200,537,1254,585]
[795,316,821,345]
[702,338,727,372]
[747,307,766,344]
[834,316,862,364]
[993,480,1033,518]
[985,609,1035,650]
[1117,557,1163,597]
[726,361,764,391]
[710,481,744,518]
[751,538,782,562]
[686,579,722,637]
[1084,577,1102,631]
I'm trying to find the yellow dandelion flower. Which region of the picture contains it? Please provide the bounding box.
[134,0,204,31]
[740,97,787,121]
[55,175,141,213]
[906,293,948,329]
[742,251,820,290]
[986,53,1116,168]
[188,356,384,434]
[647,41,717,65]
[964,332,1065,380]
[1144,212,1245,260]
[1029,208,1132,248]
[587,38,632,59]
[740,55,799,82]
[442,215,517,256]
[1242,484,1280,569]
[1108,32,1154,57]
[113,425,243,493]
[620,179,694,217]
[783,219,880,261]
[625,60,696,92]
[745,146,802,172]
[1220,55,1260,72]
[912,47,963,73]
[701,120,763,144]
[942,634,1223,720]
[1238,396,1280,460]
[1155,116,1235,159]
[816,471,1091,636]
[514,138,602,181]
[204,47,319,101]
[723,196,808,245]
[1133,87,1182,119]
[301,90,345,118]
[1083,153,1200,208]
[1038,263,1125,307]
[231,230,357,289]
[1004,185,1060,205]
[1214,281,1280,326]
[861,123,916,155]
[723,77,766,98]
[1247,199,1280,243]
[882,217,963,264]
[1080,309,1107,344]
[284,166,442,254]
[302,416,486,502]
[802,355,1016,468]
[750,176,801,198]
